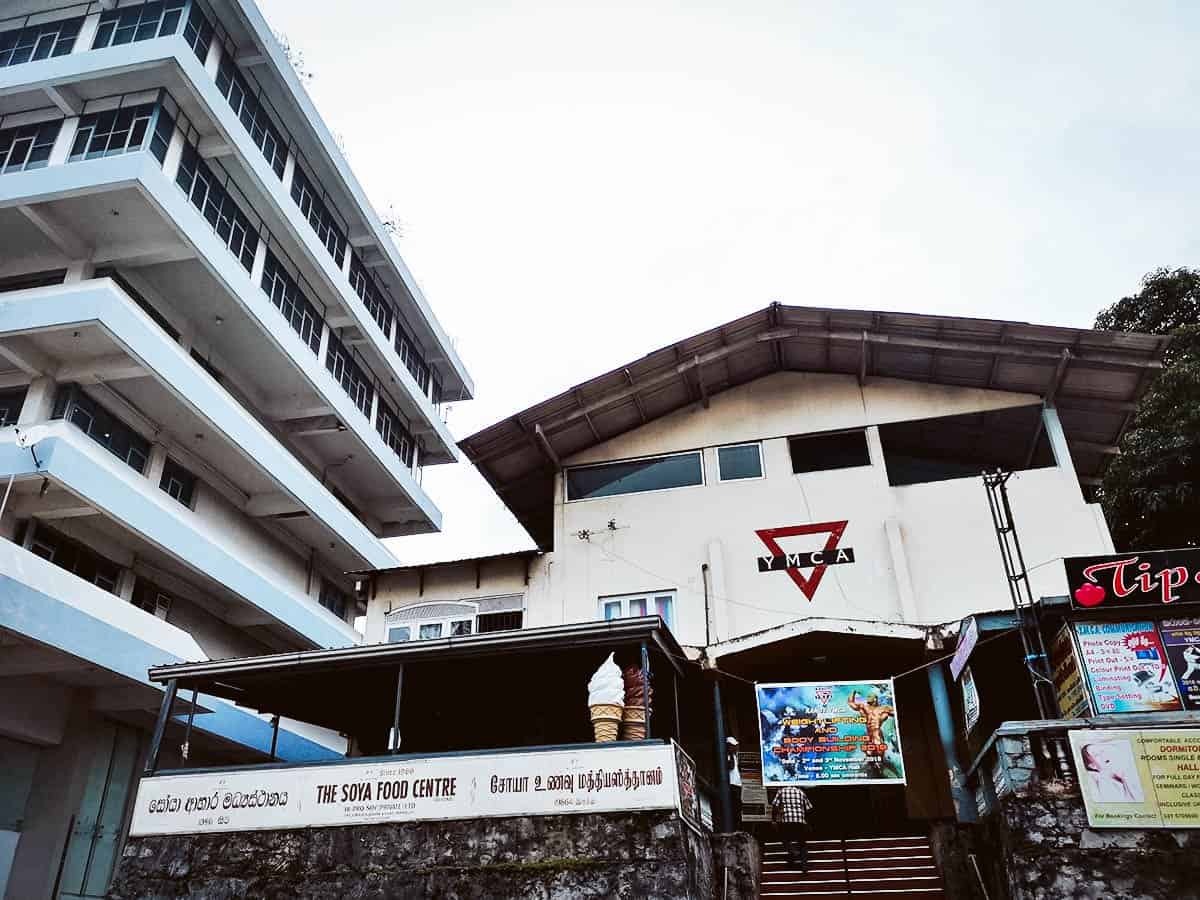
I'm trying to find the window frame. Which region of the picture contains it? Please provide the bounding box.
[565,449,706,503]
[716,441,764,483]
[159,457,197,509]
[385,602,479,643]
[598,590,676,631]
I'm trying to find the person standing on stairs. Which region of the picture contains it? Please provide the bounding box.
[771,785,814,870]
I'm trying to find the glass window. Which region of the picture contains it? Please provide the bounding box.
[318,578,351,620]
[789,429,871,474]
[182,2,214,61]
[69,103,156,161]
[717,443,763,481]
[93,266,180,340]
[0,17,82,67]
[130,576,172,619]
[349,254,393,336]
[387,625,411,643]
[0,269,66,293]
[159,458,197,508]
[325,333,374,417]
[215,56,287,179]
[376,397,415,467]
[28,524,121,594]
[0,120,61,173]
[148,105,175,163]
[260,251,323,353]
[450,619,473,637]
[477,610,522,633]
[92,1,186,50]
[567,451,703,501]
[175,145,259,271]
[599,592,675,630]
[289,166,346,266]
[53,384,150,473]
[0,386,26,426]
[419,622,443,640]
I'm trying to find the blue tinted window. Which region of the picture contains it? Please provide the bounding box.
[0,120,60,173]
[0,17,82,67]
[567,452,703,501]
[717,443,762,481]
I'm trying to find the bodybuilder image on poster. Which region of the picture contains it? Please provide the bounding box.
[755,680,906,786]
[1075,622,1183,713]
[1161,618,1200,711]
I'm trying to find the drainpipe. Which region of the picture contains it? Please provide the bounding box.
[927,657,977,822]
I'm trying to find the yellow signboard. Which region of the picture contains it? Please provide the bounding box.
[1069,729,1200,828]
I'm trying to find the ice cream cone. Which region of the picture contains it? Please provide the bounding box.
[620,705,646,740]
[590,703,623,742]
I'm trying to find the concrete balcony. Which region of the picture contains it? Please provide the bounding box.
[0,13,470,451]
[0,144,444,535]
[0,423,361,650]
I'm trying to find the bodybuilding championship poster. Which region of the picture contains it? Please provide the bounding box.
[755,680,906,786]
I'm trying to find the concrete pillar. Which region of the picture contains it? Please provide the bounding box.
[47,117,80,167]
[73,13,103,54]
[282,150,297,196]
[884,516,919,622]
[63,260,94,284]
[145,442,168,486]
[118,565,137,602]
[341,242,354,279]
[706,539,730,644]
[249,239,267,289]
[317,321,331,365]
[17,377,56,426]
[1043,405,1085,505]
[203,33,223,79]
[864,425,890,489]
[161,128,186,181]
[927,661,977,823]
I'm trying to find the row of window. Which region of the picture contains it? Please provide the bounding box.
[383,591,673,645]
[565,410,1054,502]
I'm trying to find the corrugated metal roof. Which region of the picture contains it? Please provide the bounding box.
[460,303,1170,550]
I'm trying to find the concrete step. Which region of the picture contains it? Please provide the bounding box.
[759,834,945,899]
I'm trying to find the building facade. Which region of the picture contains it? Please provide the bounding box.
[0,2,471,897]
[364,304,1166,843]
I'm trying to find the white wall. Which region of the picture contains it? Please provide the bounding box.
[370,372,1116,648]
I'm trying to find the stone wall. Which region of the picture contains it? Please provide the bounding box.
[109,811,721,900]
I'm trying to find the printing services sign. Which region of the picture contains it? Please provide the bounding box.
[130,744,678,836]
[1066,547,1200,611]
[755,680,906,786]
[1069,728,1200,828]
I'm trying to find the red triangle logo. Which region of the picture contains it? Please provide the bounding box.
[755,520,849,601]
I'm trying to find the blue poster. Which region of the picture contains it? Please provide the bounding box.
[755,680,906,786]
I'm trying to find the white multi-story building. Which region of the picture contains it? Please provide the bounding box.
[0,2,471,896]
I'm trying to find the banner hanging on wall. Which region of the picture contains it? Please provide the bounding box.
[755,680,906,786]
[129,743,679,837]
[1074,622,1183,714]
[1050,625,1093,719]
[1069,728,1200,828]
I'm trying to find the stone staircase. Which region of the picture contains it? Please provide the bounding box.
[760,834,945,898]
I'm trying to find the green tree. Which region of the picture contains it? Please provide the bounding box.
[1094,267,1200,550]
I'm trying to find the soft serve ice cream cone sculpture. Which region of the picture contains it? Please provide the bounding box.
[620,665,651,740]
[588,653,625,742]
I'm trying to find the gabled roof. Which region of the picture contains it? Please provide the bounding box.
[460,303,1170,549]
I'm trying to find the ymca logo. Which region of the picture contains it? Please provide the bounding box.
[755,520,855,601]
[814,687,834,707]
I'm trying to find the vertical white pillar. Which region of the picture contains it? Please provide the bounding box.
[203,33,223,79]
[73,13,103,54]
[145,442,169,487]
[249,239,267,288]
[864,424,890,489]
[161,128,186,180]
[47,117,80,167]
[368,387,379,427]
[341,243,353,279]
[282,150,297,195]
[317,321,331,364]
[118,567,137,602]
[17,377,57,425]
[1043,405,1085,505]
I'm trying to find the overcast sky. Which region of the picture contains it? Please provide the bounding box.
[258,0,1199,564]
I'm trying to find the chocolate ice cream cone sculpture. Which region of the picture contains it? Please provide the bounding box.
[588,653,624,742]
[621,665,651,740]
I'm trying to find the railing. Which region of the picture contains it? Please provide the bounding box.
[965,720,1083,818]
[0,0,447,413]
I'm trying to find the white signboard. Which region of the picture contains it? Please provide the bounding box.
[951,616,978,681]
[961,665,981,733]
[130,743,679,836]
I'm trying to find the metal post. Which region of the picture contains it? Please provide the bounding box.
[144,678,178,776]
[390,664,404,752]
[640,641,651,739]
[269,715,280,761]
[927,661,977,822]
[709,672,734,833]
[672,665,682,744]
[181,687,198,762]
